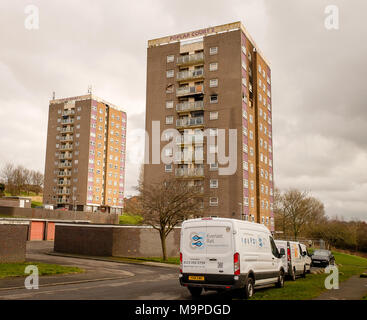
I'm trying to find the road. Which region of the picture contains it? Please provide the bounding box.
[0,242,231,300]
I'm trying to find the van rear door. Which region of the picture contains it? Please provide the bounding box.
[181,220,207,274]
[205,220,234,275]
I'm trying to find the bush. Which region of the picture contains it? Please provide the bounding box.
[119,214,143,225]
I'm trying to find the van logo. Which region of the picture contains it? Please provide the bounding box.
[258,237,263,247]
[190,232,205,249]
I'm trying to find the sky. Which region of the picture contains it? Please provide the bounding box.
[0,0,366,221]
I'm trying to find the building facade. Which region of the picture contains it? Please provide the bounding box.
[43,94,127,214]
[144,22,274,231]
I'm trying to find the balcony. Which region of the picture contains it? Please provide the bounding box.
[174,151,204,163]
[58,162,72,168]
[57,189,70,195]
[59,153,73,160]
[57,198,68,204]
[60,144,73,150]
[57,171,72,177]
[57,180,71,186]
[176,85,204,97]
[175,167,204,178]
[177,52,204,66]
[177,68,204,82]
[176,100,204,113]
[61,127,74,133]
[176,116,204,129]
[60,136,73,142]
[176,134,204,145]
[62,110,75,116]
[61,118,74,125]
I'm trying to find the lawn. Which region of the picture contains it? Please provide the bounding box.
[251,251,367,300]
[0,262,83,279]
[31,201,43,208]
[119,214,143,225]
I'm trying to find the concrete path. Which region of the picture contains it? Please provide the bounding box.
[314,274,367,300]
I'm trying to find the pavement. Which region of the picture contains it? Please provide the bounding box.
[314,274,367,300]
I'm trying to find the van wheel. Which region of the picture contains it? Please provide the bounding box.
[290,268,296,281]
[243,277,255,299]
[276,271,285,288]
[188,287,202,298]
[301,266,306,278]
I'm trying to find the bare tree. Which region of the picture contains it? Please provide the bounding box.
[1,163,15,194]
[31,171,44,195]
[276,189,326,240]
[138,178,202,261]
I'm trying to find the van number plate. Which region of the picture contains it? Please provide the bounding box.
[188,276,205,281]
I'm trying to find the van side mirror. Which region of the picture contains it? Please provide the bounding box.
[279,248,285,257]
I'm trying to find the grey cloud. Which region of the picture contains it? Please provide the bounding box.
[0,0,366,221]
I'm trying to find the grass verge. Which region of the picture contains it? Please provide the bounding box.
[0,262,83,279]
[110,256,179,265]
[251,251,367,300]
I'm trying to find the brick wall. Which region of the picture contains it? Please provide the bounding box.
[0,224,28,263]
[54,225,181,258]
[0,207,118,225]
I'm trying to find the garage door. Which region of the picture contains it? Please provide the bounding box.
[46,222,55,240]
[30,221,45,240]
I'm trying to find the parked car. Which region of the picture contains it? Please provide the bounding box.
[299,243,312,273]
[179,217,285,299]
[274,240,307,280]
[311,249,335,268]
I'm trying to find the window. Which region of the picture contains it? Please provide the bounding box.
[244,179,248,188]
[165,116,173,124]
[209,47,218,55]
[209,197,218,206]
[251,198,254,208]
[166,70,174,78]
[166,84,174,93]
[167,55,174,63]
[258,64,262,73]
[209,62,218,71]
[243,161,248,171]
[242,110,247,119]
[250,163,254,173]
[210,79,218,87]
[250,180,254,190]
[210,111,218,120]
[243,144,248,153]
[244,197,249,206]
[241,45,247,55]
[241,60,247,70]
[249,130,253,140]
[210,162,218,171]
[250,147,254,156]
[166,101,173,109]
[165,164,172,172]
[164,148,173,156]
[209,128,218,136]
[242,78,247,87]
[243,127,247,136]
[249,115,253,124]
[210,95,218,104]
[210,179,218,188]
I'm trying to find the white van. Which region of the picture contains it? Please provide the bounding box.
[274,240,307,280]
[179,217,285,298]
[299,243,312,273]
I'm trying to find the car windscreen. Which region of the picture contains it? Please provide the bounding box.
[314,250,329,256]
